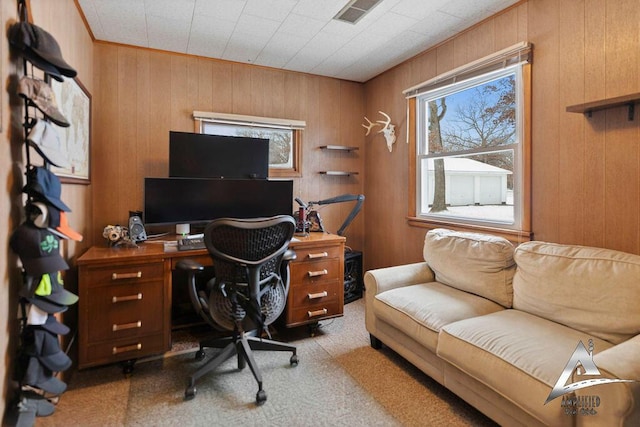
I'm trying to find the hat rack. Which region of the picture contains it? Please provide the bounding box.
[9,0,80,424]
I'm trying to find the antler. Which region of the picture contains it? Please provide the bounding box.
[376,111,392,131]
[362,116,378,136]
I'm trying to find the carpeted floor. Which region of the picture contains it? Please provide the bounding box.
[35,299,497,426]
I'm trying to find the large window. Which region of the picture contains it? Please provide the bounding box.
[407,43,531,240]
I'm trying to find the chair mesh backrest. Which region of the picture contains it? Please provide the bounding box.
[204,216,295,331]
[206,217,294,283]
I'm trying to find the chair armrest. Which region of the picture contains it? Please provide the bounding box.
[282,249,296,264]
[176,258,205,272]
[364,262,435,296]
[575,335,640,427]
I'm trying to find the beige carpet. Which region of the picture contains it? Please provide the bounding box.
[35,299,497,426]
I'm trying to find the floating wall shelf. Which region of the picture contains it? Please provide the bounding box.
[319,171,359,176]
[566,92,640,121]
[319,145,359,151]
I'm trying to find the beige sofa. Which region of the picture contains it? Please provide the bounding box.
[364,228,640,427]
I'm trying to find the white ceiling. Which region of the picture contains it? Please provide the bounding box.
[77,0,519,83]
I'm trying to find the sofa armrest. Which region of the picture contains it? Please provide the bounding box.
[364,262,435,296]
[595,334,640,380]
[364,262,435,338]
[575,335,640,427]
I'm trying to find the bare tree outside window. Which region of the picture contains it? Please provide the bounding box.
[418,69,521,226]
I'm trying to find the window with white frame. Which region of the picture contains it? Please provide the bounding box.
[406,43,531,238]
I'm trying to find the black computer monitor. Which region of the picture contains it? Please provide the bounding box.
[169,131,269,179]
[143,177,293,227]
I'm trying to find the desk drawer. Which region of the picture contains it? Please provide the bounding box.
[290,279,341,307]
[83,333,167,368]
[85,281,164,342]
[290,258,340,286]
[83,262,164,287]
[291,245,342,263]
[288,300,342,325]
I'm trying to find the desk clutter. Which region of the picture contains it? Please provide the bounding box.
[8,1,83,425]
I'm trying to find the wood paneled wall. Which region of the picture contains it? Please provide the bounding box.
[91,45,365,251]
[363,0,640,271]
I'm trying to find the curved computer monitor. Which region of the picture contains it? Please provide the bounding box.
[143,177,293,228]
[169,131,269,179]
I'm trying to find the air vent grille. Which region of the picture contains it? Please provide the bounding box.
[334,0,383,24]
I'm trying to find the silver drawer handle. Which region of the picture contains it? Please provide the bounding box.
[112,343,142,355]
[307,308,328,318]
[112,321,142,332]
[308,269,328,278]
[112,293,143,303]
[307,252,328,259]
[112,271,142,280]
[308,291,328,300]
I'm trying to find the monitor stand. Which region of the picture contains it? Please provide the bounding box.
[176,223,190,236]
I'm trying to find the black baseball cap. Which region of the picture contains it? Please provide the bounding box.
[10,223,69,276]
[9,22,77,79]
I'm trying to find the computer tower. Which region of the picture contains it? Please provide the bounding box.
[344,250,363,304]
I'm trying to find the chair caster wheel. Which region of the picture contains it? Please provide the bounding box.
[194,350,205,361]
[184,386,197,400]
[290,354,299,366]
[256,389,267,406]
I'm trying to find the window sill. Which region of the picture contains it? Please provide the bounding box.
[407,216,532,244]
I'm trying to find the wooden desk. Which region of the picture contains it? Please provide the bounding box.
[76,233,345,369]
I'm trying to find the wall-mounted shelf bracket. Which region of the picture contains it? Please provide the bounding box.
[567,92,640,121]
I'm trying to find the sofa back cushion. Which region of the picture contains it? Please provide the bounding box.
[513,241,640,344]
[423,228,516,307]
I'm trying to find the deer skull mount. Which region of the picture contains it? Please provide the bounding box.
[362,111,396,152]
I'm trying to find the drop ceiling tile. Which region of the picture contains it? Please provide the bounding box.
[279,13,327,39]
[292,0,351,21]
[321,19,365,39]
[234,14,281,39]
[187,32,228,58]
[145,0,195,21]
[193,0,246,21]
[410,11,463,36]
[301,31,349,59]
[92,0,148,46]
[391,0,449,20]
[222,32,268,63]
[147,15,191,52]
[365,11,419,38]
[77,0,106,39]
[438,0,492,21]
[243,0,297,22]
[254,33,309,68]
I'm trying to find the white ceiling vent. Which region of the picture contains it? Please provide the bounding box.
[333,0,383,24]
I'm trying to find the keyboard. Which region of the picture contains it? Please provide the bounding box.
[177,237,206,251]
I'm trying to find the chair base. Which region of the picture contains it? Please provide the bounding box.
[184,331,298,405]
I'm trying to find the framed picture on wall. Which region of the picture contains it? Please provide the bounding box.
[51,77,91,184]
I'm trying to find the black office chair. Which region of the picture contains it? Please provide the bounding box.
[177,215,298,405]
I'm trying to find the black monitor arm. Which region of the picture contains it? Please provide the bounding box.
[296,194,364,236]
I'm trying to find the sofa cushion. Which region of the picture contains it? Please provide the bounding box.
[438,310,614,426]
[374,281,504,352]
[513,241,640,344]
[423,228,516,307]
